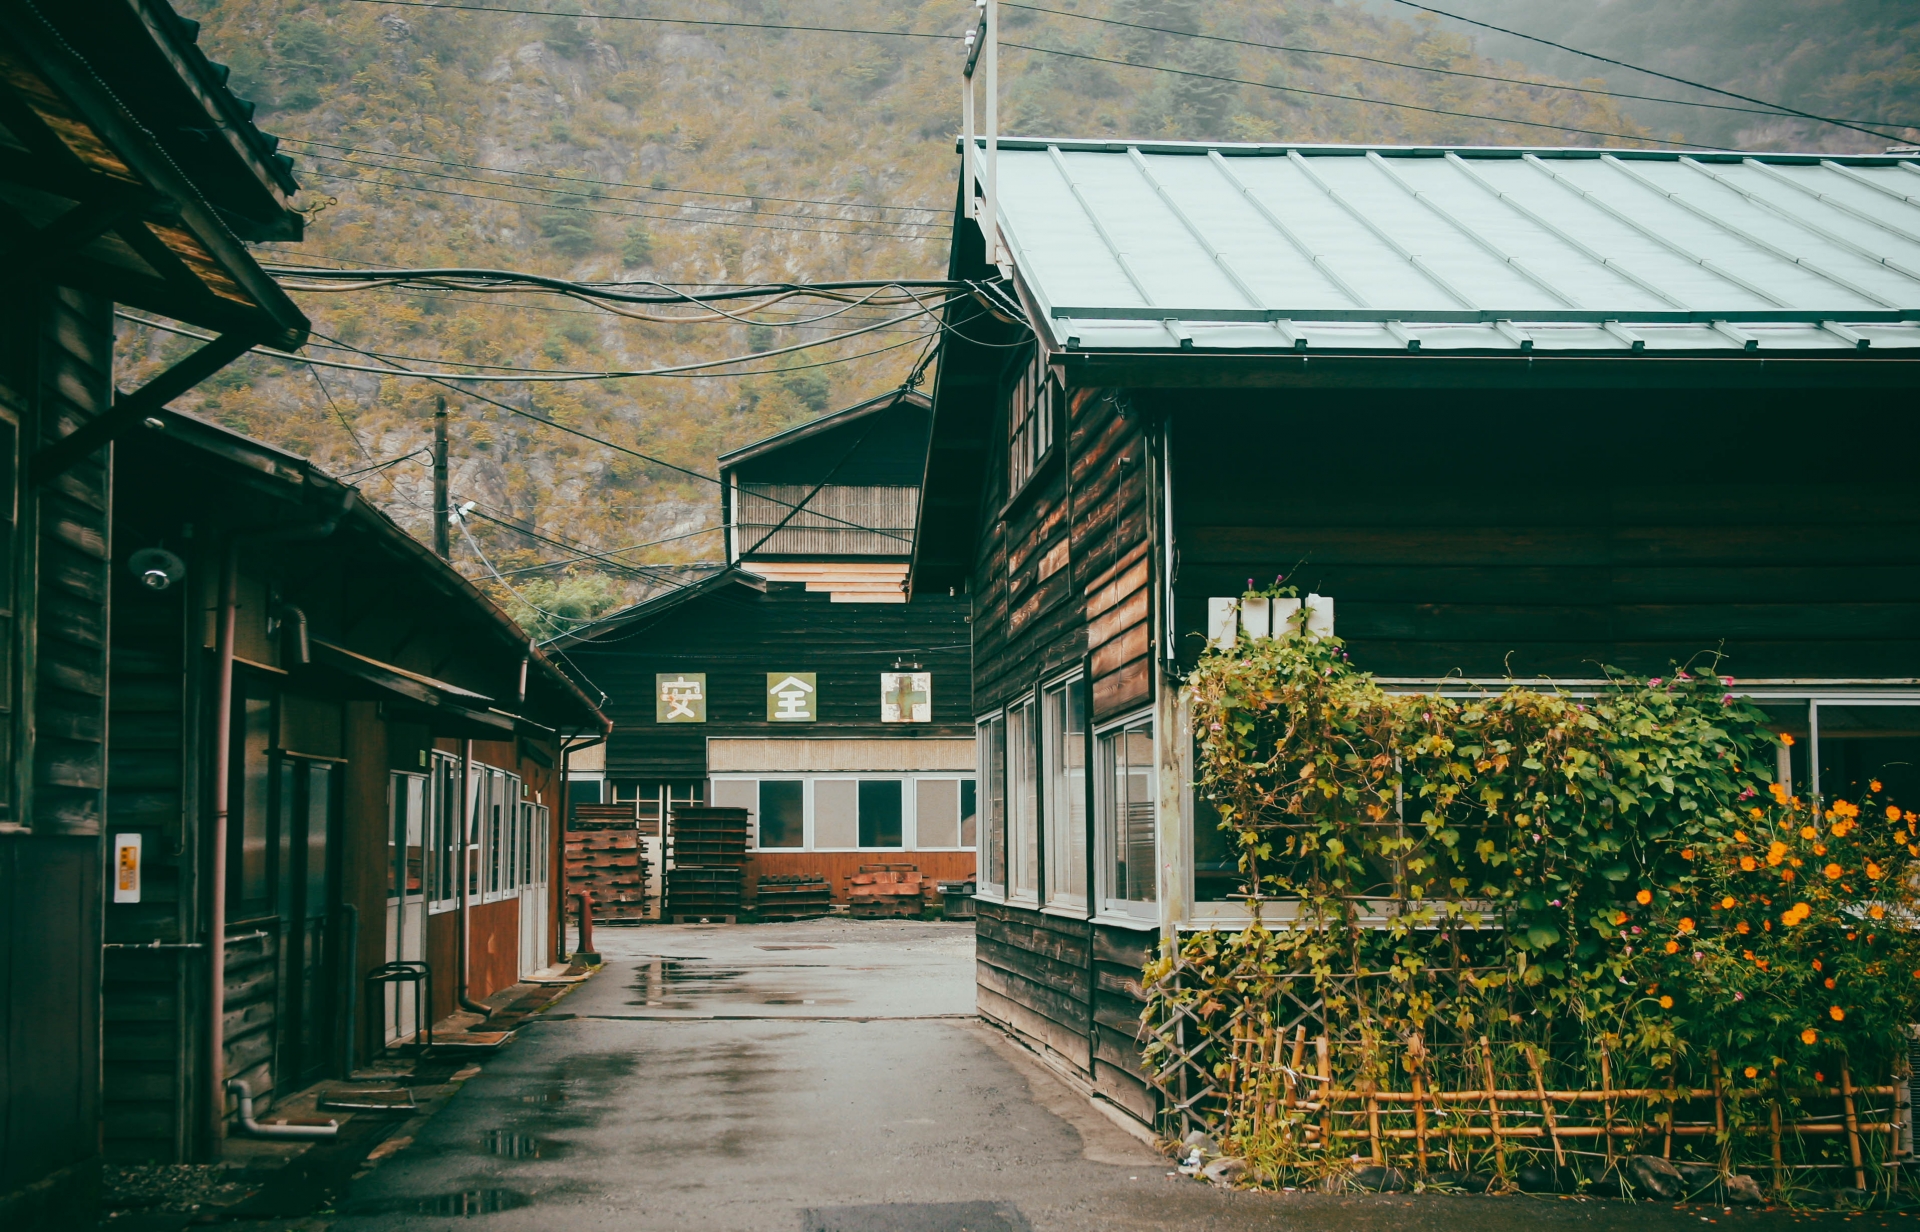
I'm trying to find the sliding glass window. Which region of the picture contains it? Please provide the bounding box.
[1007,696,1039,904]
[1042,676,1088,912]
[978,713,1007,897]
[1096,712,1156,919]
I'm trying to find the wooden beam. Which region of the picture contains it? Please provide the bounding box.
[33,331,252,481]
[0,189,151,272]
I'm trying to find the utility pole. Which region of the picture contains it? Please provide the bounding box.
[432,396,451,560]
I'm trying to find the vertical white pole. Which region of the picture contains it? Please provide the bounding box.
[962,63,975,220]
[984,0,999,264]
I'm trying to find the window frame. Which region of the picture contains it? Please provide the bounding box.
[1041,671,1090,917]
[1005,693,1040,906]
[1094,707,1158,926]
[1005,349,1057,500]
[712,772,979,853]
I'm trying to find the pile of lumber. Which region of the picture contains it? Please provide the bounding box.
[847,863,925,919]
[753,873,832,921]
[564,818,650,921]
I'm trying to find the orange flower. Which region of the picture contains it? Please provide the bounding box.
[1813,844,1827,855]
[1720,896,1736,910]
[1613,910,1629,925]
[1736,921,1751,934]
[1813,960,1823,970]
[1872,780,1884,793]
[1636,889,1653,905]
[1781,734,1796,747]
[1801,826,1819,840]
[1659,995,1674,1008]
[1735,829,1751,843]
[1802,1028,1818,1044]
[1825,977,1837,989]
[1867,862,1885,880]
[1782,869,1796,881]
[1892,806,1905,822]
[1665,940,1680,954]
[1767,842,1788,867]
[1744,1066,1759,1078]
[1871,904,1887,920]
[1824,863,1844,880]
[1740,856,1758,872]
[1830,1006,1845,1021]
[1679,918,1695,932]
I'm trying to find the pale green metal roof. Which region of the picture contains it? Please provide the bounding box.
[988,141,1920,354]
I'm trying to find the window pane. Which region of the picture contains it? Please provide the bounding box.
[916,779,961,847]
[1044,682,1087,907]
[1194,770,1246,902]
[306,764,332,911]
[859,780,903,848]
[816,780,857,847]
[387,774,402,900]
[238,695,273,910]
[960,779,978,849]
[759,780,805,848]
[404,775,425,897]
[569,777,602,807]
[1008,700,1038,898]
[1100,718,1156,906]
[983,716,1007,889]
[1818,705,1920,808]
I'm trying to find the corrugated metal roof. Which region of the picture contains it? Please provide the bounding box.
[988,141,1920,354]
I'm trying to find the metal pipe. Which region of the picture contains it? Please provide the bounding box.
[206,540,238,1151]
[226,1079,338,1139]
[274,603,310,666]
[455,738,490,1017]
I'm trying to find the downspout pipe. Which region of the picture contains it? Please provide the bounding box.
[207,503,348,1152]
[456,738,491,1018]
[226,1079,338,1139]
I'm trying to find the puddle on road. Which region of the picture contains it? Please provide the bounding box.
[484,1130,567,1159]
[626,959,748,1008]
[350,1189,532,1217]
[519,1089,567,1105]
[756,944,836,950]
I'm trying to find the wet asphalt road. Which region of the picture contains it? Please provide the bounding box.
[330,921,1898,1232]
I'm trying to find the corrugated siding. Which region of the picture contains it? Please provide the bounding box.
[737,484,918,557]
[992,143,1920,353]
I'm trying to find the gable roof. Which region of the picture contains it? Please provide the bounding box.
[991,140,1920,355]
[716,387,932,479]
[544,565,755,652]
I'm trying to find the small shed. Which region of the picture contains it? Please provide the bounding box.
[915,139,1920,1127]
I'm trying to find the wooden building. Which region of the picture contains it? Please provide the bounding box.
[0,0,308,1223]
[104,406,603,1167]
[915,138,1920,1128]
[557,390,978,903]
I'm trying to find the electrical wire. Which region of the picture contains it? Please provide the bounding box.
[1002,2,1914,130]
[490,523,725,578]
[335,0,1745,149]
[1382,0,1916,142]
[281,137,946,218]
[299,168,940,241]
[289,149,944,234]
[1002,41,1699,147]
[115,293,961,380]
[461,502,695,590]
[256,266,966,305]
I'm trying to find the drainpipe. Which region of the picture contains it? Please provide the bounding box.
[206,501,348,1152]
[226,1079,337,1139]
[456,738,490,1018]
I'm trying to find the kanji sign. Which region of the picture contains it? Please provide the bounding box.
[113,833,141,903]
[880,672,931,723]
[767,673,816,721]
[655,673,707,722]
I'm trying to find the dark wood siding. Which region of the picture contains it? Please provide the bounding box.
[568,581,973,782]
[1169,387,1920,681]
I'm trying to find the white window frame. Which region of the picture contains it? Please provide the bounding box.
[976,711,1007,900]
[711,773,979,854]
[1005,694,1040,907]
[428,751,461,915]
[1094,708,1158,927]
[1041,671,1089,918]
[1007,353,1055,496]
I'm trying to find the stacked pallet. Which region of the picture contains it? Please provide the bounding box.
[667,806,748,922]
[847,863,925,919]
[753,873,832,921]
[564,809,651,921]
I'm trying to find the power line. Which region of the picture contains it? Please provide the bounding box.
[293,148,949,233]
[1004,41,1699,147]
[343,0,954,40]
[282,137,945,217]
[1382,0,1914,143]
[1003,2,1914,130]
[337,0,1714,148]
[299,168,939,241]
[491,523,725,578]
[260,265,966,305]
[461,503,693,591]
